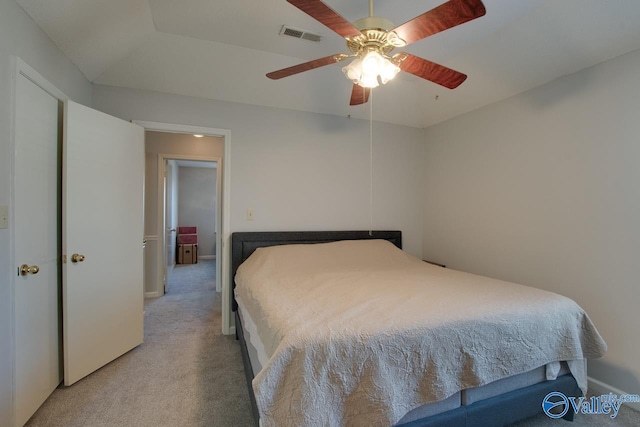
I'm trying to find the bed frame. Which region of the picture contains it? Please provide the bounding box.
[231,230,580,427]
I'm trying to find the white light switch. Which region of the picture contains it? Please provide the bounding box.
[0,205,8,229]
[246,209,255,221]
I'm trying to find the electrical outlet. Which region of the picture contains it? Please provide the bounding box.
[246,209,255,221]
[0,205,8,229]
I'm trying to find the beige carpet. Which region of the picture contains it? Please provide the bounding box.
[26,261,254,427]
[25,260,639,426]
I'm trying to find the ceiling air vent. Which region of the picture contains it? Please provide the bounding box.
[280,25,322,42]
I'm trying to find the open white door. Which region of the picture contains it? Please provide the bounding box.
[62,101,144,385]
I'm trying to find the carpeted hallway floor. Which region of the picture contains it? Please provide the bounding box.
[24,260,639,426]
[26,260,255,427]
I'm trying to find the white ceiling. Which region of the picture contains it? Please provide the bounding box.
[16,0,640,128]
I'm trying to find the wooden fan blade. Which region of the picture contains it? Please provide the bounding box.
[349,84,370,106]
[287,0,362,39]
[398,54,467,89]
[267,54,346,80]
[392,0,486,46]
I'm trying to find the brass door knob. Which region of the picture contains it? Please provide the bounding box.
[71,253,85,263]
[20,264,40,276]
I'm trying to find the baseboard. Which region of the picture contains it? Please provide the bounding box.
[227,326,236,336]
[144,291,159,299]
[198,255,216,260]
[588,376,640,413]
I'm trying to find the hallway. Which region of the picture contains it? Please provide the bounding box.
[167,259,216,295]
[26,261,254,426]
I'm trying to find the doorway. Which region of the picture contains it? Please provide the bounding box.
[166,159,219,294]
[138,124,233,335]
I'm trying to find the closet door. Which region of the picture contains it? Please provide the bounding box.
[14,70,62,427]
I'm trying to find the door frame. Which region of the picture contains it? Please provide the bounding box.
[157,154,222,295]
[9,57,68,427]
[134,121,233,335]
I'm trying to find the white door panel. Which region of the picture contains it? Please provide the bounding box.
[14,74,62,426]
[62,101,144,385]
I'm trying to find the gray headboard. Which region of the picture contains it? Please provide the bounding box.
[230,230,402,311]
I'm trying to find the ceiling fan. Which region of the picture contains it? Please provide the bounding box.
[267,0,486,105]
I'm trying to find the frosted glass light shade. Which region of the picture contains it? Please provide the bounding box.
[342,51,400,89]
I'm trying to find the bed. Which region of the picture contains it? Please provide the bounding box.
[231,231,606,427]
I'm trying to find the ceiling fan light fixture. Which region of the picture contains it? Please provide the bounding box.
[342,50,399,89]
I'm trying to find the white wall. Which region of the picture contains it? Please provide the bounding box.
[422,49,640,395]
[178,166,217,257]
[93,85,425,258]
[0,1,91,424]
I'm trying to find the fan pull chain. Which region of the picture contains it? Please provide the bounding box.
[369,88,374,237]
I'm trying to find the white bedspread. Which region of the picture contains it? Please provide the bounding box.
[234,240,606,427]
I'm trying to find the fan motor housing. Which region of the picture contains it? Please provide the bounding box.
[347,16,405,56]
[353,16,394,31]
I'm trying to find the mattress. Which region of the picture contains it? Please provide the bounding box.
[234,239,606,426]
[237,301,571,425]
